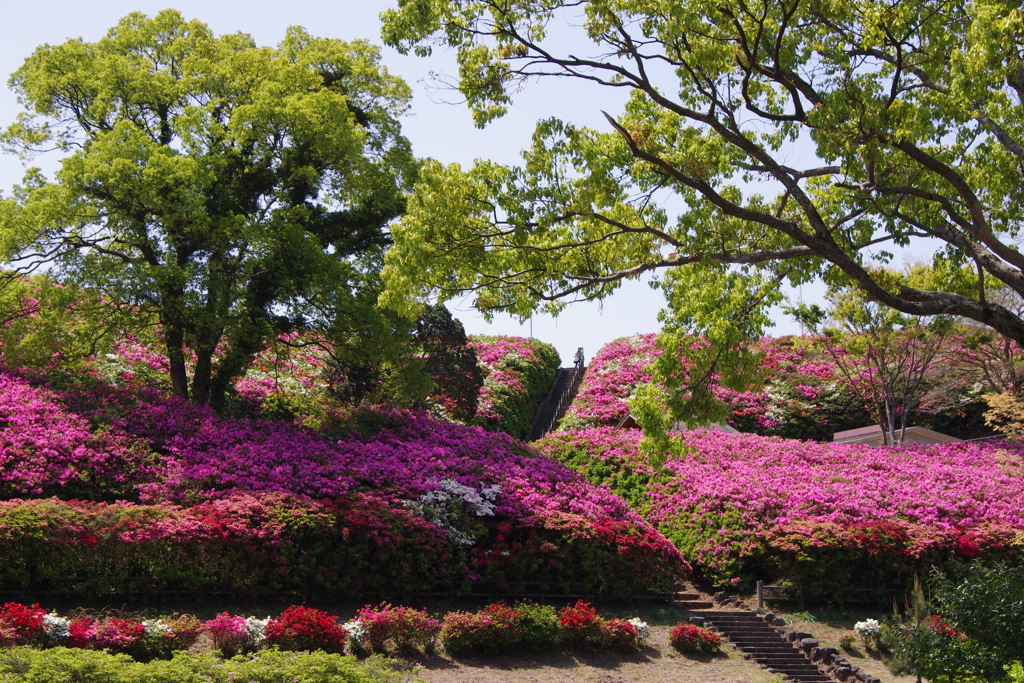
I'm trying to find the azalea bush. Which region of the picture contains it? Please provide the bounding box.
[440,601,560,656]
[263,605,346,654]
[556,600,646,651]
[669,624,721,654]
[202,612,251,657]
[470,335,561,439]
[346,603,439,655]
[0,603,45,647]
[537,427,1024,595]
[557,600,603,648]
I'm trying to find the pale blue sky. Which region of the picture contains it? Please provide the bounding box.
[0,1,807,364]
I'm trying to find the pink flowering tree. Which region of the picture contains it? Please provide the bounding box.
[791,280,953,445]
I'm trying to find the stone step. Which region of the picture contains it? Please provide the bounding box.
[674,591,703,600]
[737,644,803,653]
[697,608,831,683]
[768,674,832,683]
[730,638,798,648]
[679,600,715,610]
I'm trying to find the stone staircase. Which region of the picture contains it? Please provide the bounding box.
[526,366,585,440]
[675,588,881,683]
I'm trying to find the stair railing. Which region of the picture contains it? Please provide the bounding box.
[545,365,585,434]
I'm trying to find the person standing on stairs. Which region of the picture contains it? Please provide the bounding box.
[573,347,585,371]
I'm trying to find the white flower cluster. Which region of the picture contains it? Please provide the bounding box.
[853,618,881,635]
[628,618,650,645]
[343,618,365,643]
[142,619,171,638]
[421,479,502,517]
[408,479,502,546]
[246,616,270,648]
[42,614,70,641]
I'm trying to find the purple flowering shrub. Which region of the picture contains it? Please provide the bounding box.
[537,427,1024,595]
[0,369,686,598]
[470,335,561,439]
[0,373,158,500]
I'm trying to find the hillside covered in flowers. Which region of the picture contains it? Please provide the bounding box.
[0,345,684,599]
[538,427,1024,597]
[560,332,989,441]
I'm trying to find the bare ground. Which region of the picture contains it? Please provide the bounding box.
[406,624,789,683]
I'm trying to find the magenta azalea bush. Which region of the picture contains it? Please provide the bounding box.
[350,603,440,655]
[0,370,686,599]
[469,335,561,439]
[537,427,1024,595]
[559,334,663,430]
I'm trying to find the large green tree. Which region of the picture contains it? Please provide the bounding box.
[0,10,416,407]
[379,0,1024,416]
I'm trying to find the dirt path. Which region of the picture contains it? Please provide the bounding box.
[407,624,788,683]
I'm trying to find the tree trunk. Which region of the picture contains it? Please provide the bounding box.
[165,325,190,401]
[209,325,267,411]
[191,350,213,406]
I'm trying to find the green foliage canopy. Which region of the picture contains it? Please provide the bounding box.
[0,10,417,407]
[379,0,1024,419]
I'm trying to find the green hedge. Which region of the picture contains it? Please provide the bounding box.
[0,648,409,683]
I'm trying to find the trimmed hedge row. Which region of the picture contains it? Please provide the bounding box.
[0,648,406,683]
[0,494,685,599]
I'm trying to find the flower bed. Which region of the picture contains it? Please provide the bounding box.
[0,371,686,599]
[559,334,662,430]
[537,427,1024,595]
[0,600,650,659]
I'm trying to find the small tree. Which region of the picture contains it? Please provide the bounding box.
[415,304,483,422]
[930,562,1024,665]
[792,278,951,444]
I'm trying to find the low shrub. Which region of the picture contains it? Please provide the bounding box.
[853,618,881,650]
[838,632,856,650]
[600,618,644,652]
[557,600,603,648]
[349,603,440,655]
[263,605,346,654]
[556,600,647,651]
[669,624,721,654]
[440,601,558,656]
[202,612,250,657]
[0,603,45,647]
[0,647,406,682]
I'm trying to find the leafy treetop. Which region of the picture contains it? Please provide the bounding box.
[0,10,417,407]
[378,0,1024,419]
